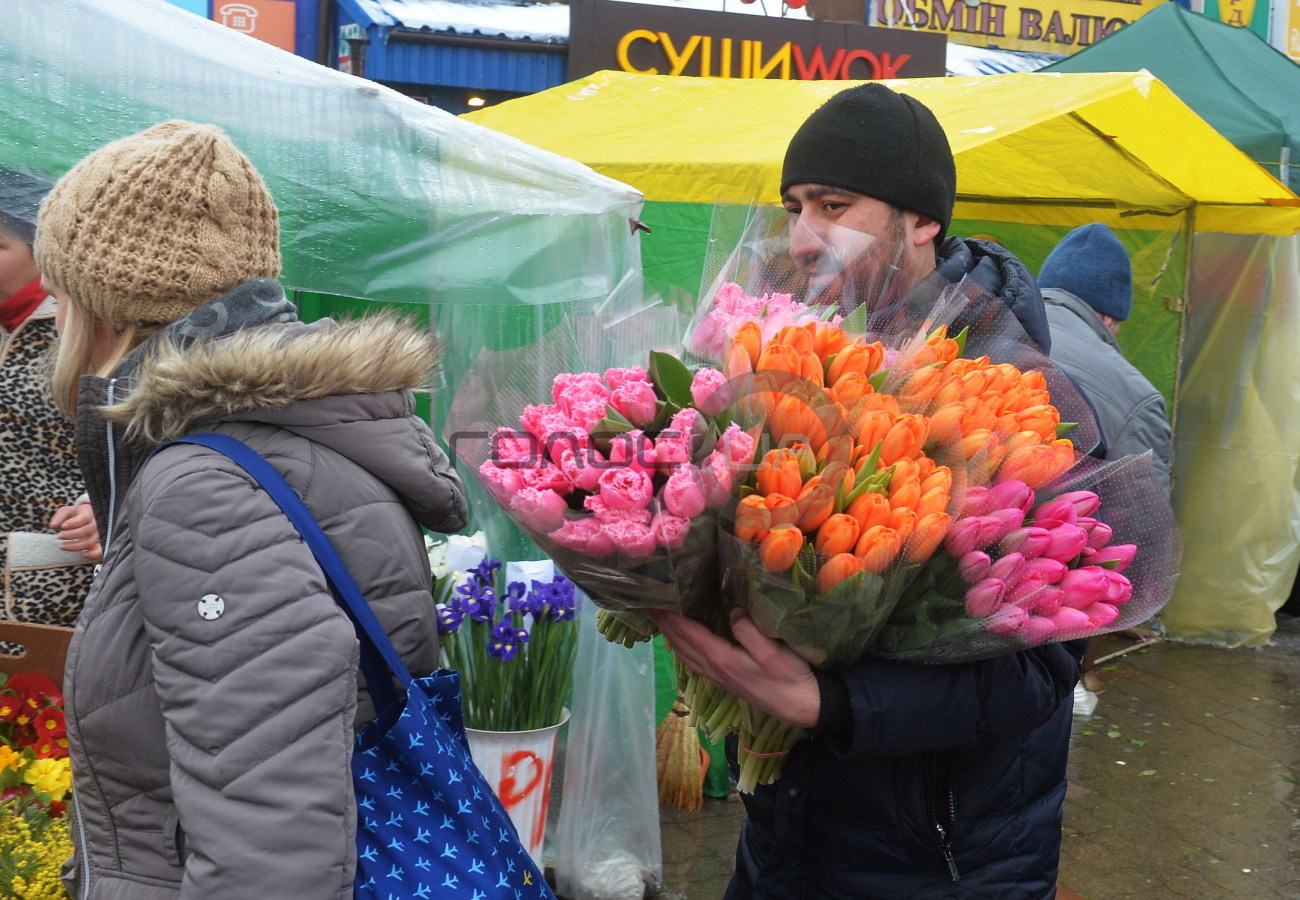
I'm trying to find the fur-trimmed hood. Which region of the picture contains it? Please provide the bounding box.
[102,314,439,443]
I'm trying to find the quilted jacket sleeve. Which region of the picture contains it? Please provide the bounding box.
[825,640,1084,759]
[129,457,359,900]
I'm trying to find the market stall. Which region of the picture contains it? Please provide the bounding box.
[465,68,1300,653]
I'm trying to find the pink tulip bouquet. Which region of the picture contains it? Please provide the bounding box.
[470,349,756,643]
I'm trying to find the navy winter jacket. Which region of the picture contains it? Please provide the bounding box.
[724,237,1083,898]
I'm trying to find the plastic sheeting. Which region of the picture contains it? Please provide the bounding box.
[2,0,664,886]
[0,0,642,310]
[1162,232,1300,645]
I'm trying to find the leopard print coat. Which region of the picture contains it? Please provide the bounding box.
[0,297,94,626]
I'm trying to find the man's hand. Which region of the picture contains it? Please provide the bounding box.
[50,503,102,561]
[648,608,821,730]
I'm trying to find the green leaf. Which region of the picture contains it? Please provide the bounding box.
[1055,422,1078,438]
[1140,770,1158,777]
[1106,729,1121,738]
[952,326,969,356]
[591,416,634,456]
[841,302,867,334]
[603,405,633,428]
[867,368,890,391]
[1081,730,1095,736]
[649,350,696,407]
[1129,739,1147,746]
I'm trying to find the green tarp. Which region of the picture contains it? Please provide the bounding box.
[1044,3,1300,193]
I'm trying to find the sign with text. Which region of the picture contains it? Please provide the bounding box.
[213,0,296,53]
[869,0,1164,54]
[1202,0,1269,40]
[569,0,946,82]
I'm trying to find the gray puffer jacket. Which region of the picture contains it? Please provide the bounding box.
[62,299,466,899]
[1042,287,1172,488]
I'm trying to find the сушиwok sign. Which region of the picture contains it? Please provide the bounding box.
[568,0,946,81]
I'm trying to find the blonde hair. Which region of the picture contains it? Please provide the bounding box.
[49,291,159,420]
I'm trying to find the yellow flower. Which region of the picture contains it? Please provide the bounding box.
[0,746,25,772]
[21,758,70,803]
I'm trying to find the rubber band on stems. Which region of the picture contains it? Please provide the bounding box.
[738,743,792,759]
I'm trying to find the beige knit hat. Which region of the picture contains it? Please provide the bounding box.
[34,120,281,328]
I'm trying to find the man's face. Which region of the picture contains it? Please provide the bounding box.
[0,225,38,302]
[781,184,935,314]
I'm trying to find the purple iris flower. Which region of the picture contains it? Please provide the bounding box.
[488,621,530,661]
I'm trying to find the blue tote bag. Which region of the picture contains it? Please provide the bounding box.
[162,434,556,900]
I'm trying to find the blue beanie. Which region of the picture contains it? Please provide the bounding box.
[1037,223,1132,321]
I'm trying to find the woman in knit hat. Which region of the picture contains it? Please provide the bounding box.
[37,121,467,898]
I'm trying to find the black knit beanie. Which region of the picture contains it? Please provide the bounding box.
[781,83,956,240]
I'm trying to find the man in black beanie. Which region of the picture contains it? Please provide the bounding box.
[653,84,1080,900]
[781,82,1051,352]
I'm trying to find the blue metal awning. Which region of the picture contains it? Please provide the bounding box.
[335,0,568,92]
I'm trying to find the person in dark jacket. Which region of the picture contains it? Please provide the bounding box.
[1038,223,1172,489]
[653,84,1082,900]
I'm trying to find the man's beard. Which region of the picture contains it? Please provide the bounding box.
[801,209,911,318]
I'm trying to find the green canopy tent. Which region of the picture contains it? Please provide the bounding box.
[1044,2,1300,193]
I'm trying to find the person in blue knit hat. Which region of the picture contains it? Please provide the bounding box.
[1038,223,1172,490]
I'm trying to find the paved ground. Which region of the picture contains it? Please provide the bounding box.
[654,614,1300,899]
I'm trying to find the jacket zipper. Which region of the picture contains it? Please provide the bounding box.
[928,753,960,882]
[77,379,118,896]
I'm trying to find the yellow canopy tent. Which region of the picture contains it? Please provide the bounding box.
[468,69,1300,647]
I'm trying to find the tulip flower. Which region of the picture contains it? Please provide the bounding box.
[689,367,731,416]
[990,480,1034,513]
[1082,519,1113,550]
[999,440,1075,489]
[1092,543,1137,573]
[905,512,951,563]
[827,341,884,385]
[815,514,861,557]
[960,485,993,518]
[817,553,865,592]
[1040,523,1089,563]
[760,526,804,573]
[1049,606,1092,635]
[879,414,929,466]
[856,525,902,573]
[888,507,917,545]
[511,488,570,533]
[965,578,1007,618]
[1028,586,1065,618]
[1021,615,1059,645]
[916,485,951,520]
[1058,567,1111,609]
[795,477,838,533]
[1102,569,1133,605]
[1022,557,1068,584]
[988,507,1026,540]
[816,435,855,469]
[989,552,1026,585]
[756,342,804,378]
[888,475,921,512]
[1054,490,1101,517]
[734,494,772,542]
[1031,499,1078,528]
[1006,575,1048,606]
[959,550,992,584]
[662,467,707,519]
[847,490,893,532]
[763,493,800,530]
[926,400,968,444]
[549,516,615,557]
[1083,601,1120,629]
[899,364,943,410]
[986,606,1028,636]
[1000,526,1052,559]
[943,515,1002,557]
[813,324,850,359]
[757,448,804,499]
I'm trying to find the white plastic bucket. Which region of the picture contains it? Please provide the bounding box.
[465,709,570,864]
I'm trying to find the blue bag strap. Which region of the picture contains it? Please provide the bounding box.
[154,433,412,709]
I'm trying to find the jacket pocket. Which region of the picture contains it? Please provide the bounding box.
[161,807,186,867]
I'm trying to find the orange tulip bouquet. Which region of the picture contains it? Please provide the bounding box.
[669,270,1179,789]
